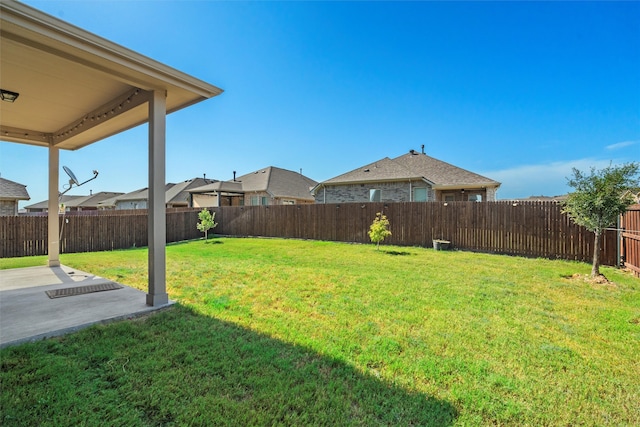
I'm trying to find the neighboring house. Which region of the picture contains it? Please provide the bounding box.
[0,177,30,216]
[189,166,318,207]
[98,178,212,210]
[188,180,242,208]
[622,189,640,204]
[98,188,151,210]
[64,191,124,211]
[313,148,501,203]
[25,195,84,213]
[24,191,124,213]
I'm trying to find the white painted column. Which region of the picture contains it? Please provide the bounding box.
[47,144,60,267]
[147,89,168,306]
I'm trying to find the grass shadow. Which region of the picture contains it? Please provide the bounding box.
[382,250,414,256]
[204,239,224,245]
[1,305,458,426]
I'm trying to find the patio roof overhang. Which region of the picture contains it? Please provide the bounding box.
[189,181,244,194]
[0,0,223,306]
[431,183,500,191]
[0,0,222,149]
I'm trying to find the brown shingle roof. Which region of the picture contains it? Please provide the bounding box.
[394,152,500,187]
[188,181,243,194]
[96,187,154,207]
[189,167,318,201]
[322,157,416,184]
[319,151,500,189]
[24,195,82,210]
[63,192,124,208]
[98,178,213,207]
[240,166,317,200]
[24,192,124,210]
[0,177,30,200]
[165,178,211,205]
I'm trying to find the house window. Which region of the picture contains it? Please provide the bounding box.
[443,194,456,202]
[468,194,483,202]
[262,196,269,205]
[413,187,427,202]
[250,196,259,206]
[370,189,381,202]
[282,199,295,205]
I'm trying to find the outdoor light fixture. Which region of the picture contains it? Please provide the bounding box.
[0,89,20,103]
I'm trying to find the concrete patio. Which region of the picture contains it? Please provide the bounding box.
[0,265,173,349]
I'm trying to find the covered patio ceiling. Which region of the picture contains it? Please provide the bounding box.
[0,0,222,149]
[0,0,223,306]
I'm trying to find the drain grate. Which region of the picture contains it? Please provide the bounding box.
[46,282,123,299]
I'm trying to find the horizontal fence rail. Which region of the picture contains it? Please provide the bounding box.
[0,202,618,266]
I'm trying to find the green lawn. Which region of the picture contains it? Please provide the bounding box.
[1,238,639,426]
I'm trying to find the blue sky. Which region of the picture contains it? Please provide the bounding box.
[1,0,639,206]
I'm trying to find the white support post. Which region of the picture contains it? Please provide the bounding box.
[47,144,60,267]
[147,89,169,306]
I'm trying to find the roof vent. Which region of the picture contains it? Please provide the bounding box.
[364,168,370,172]
[409,149,417,155]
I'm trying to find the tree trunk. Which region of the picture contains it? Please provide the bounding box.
[591,230,601,277]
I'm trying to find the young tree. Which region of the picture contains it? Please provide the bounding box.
[368,212,392,250]
[196,208,218,240]
[562,162,639,277]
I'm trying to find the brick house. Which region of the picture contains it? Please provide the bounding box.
[0,177,30,215]
[313,149,500,203]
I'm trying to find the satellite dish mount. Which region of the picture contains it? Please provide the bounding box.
[60,166,99,196]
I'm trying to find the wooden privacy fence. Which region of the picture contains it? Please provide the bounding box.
[211,201,616,265]
[620,204,640,276]
[0,208,202,258]
[0,201,619,266]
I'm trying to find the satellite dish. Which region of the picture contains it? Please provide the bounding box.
[59,166,98,196]
[63,166,80,186]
